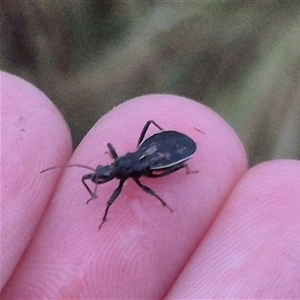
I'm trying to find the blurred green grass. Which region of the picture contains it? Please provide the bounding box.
[1,1,299,166]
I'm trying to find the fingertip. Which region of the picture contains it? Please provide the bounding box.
[1,71,72,287]
[167,159,300,299]
[74,94,248,231]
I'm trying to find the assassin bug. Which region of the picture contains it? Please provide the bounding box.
[41,120,198,228]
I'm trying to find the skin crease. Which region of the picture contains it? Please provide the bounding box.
[1,71,300,299]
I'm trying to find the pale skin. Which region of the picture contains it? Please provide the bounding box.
[1,71,300,299]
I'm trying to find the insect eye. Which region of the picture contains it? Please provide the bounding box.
[96,164,104,171]
[96,165,115,179]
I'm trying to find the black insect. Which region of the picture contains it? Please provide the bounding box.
[41,120,198,228]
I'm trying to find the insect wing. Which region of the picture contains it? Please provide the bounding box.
[137,131,196,169]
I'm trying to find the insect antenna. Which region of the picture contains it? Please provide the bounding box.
[40,164,96,173]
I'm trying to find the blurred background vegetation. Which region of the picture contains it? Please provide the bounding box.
[1,1,299,166]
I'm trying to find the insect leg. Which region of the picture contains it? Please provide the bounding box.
[137,120,164,146]
[81,174,98,203]
[147,163,186,178]
[99,180,125,229]
[184,164,199,174]
[107,143,118,159]
[148,163,198,178]
[133,178,173,212]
